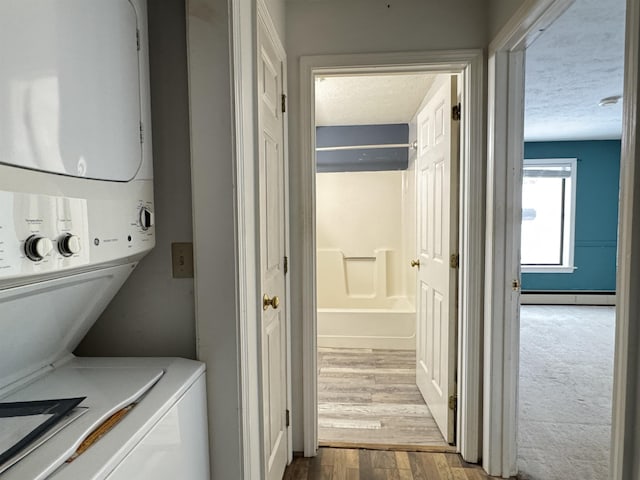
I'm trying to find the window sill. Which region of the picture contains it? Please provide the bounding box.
[521,266,576,274]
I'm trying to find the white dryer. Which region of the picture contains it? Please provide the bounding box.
[0,1,210,478]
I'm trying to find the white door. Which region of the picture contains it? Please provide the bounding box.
[414,75,459,444]
[258,17,288,480]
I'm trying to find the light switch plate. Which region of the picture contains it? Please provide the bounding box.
[171,242,194,278]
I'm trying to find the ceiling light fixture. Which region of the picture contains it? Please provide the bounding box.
[599,95,622,107]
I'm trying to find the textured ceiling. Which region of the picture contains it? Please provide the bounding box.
[312,0,626,140]
[315,74,437,126]
[524,0,626,141]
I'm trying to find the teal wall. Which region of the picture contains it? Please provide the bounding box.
[521,140,620,292]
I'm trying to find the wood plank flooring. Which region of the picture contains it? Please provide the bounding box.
[318,348,447,447]
[284,448,502,480]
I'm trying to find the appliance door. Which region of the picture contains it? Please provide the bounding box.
[0,0,142,182]
[104,375,210,480]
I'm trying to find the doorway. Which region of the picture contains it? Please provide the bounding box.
[298,50,485,461]
[313,72,458,448]
[483,0,635,477]
[515,0,623,478]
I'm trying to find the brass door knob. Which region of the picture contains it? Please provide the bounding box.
[410,259,420,268]
[263,294,280,310]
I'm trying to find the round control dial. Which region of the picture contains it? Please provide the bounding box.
[139,207,154,231]
[24,235,54,261]
[58,234,81,257]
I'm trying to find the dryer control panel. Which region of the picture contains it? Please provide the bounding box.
[0,191,90,277]
[0,188,155,284]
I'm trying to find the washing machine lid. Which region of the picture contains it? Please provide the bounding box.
[0,0,143,182]
[0,360,165,480]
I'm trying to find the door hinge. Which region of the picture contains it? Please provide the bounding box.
[450,254,459,269]
[139,122,144,143]
[136,29,141,51]
[281,93,287,113]
[452,103,461,121]
[512,279,521,291]
[448,394,458,411]
[285,409,290,427]
[284,255,288,275]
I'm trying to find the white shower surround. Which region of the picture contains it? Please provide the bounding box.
[316,168,416,350]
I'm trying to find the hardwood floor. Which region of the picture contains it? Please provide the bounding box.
[318,348,447,447]
[283,448,501,480]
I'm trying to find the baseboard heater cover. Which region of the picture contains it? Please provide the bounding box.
[521,291,616,305]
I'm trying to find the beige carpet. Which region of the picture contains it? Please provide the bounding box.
[518,305,614,480]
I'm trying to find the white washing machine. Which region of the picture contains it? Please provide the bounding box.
[0,1,210,478]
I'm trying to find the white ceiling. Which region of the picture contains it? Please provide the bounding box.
[524,0,625,141]
[313,0,626,141]
[315,74,436,126]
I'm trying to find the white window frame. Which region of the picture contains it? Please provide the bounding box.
[521,157,577,274]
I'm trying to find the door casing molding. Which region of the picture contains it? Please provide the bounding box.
[230,0,260,474]
[299,49,485,462]
[231,0,291,477]
[483,0,640,477]
[610,0,640,478]
[484,1,575,476]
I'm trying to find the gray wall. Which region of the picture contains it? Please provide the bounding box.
[488,0,527,39]
[77,0,196,359]
[286,0,489,451]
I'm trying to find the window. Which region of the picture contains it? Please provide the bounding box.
[521,158,577,273]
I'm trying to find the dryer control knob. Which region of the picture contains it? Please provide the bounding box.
[139,207,154,231]
[24,235,54,261]
[58,234,81,257]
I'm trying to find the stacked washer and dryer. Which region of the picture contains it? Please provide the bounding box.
[0,1,210,478]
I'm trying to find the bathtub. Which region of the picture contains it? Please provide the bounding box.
[317,297,416,350]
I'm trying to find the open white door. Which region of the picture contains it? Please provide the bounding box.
[258,17,288,480]
[414,75,459,444]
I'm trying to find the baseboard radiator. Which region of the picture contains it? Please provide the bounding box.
[521,291,616,306]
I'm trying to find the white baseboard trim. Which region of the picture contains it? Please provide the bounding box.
[521,293,616,306]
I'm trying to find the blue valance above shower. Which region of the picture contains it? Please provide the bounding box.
[316,124,409,173]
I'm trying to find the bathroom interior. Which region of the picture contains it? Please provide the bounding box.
[314,72,456,447]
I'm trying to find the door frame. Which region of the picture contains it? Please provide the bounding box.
[231,0,292,477]
[611,2,640,477]
[299,50,485,462]
[484,0,640,477]
[483,1,574,476]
